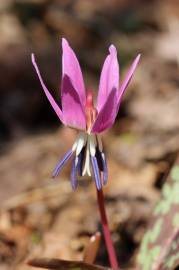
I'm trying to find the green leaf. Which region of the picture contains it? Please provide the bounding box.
[170,166,179,182]
[136,156,179,270]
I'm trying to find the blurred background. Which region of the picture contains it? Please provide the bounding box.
[0,0,179,269]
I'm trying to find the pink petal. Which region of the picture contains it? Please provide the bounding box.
[62,38,86,106]
[61,75,86,130]
[31,53,64,123]
[96,45,119,112]
[91,88,118,133]
[118,54,141,103]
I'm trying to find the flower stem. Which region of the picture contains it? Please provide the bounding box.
[97,188,119,270]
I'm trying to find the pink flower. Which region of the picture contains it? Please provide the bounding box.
[31,38,140,190]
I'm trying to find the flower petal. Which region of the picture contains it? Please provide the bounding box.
[96,45,119,111]
[118,54,141,104]
[61,75,86,130]
[62,38,86,106]
[92,88,118,133]
[31,53,63,123]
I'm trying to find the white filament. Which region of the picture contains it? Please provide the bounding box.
[89,134,97,157]
[76,133,87,156]
[72,132,103,177]
[72,132,87,154]
[82,139,91,176]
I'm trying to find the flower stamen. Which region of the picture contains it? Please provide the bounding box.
[52,150,73,177]
[71,157,78,190]
[85,90,97,133]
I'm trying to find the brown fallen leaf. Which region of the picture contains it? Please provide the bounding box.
[27,258,110,270]
[83,232,101,264]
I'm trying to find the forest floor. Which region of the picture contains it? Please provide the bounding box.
[0,0,179,269]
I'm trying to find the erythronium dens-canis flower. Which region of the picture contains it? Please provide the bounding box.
[31,38,140,191]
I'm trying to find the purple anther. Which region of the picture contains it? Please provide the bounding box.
[96,147,103,171]
[77,151,83,176]
[91,156,102,190]
[52,150,73,177]
[101,153,108,185]
[71,157,78,190]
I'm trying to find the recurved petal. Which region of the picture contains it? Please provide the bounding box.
[96,45,119,111]
[62,38,86,106]
[118,54,141,104]
[61,75,86,130]
[91,88,118,133]
[31,53,64,123]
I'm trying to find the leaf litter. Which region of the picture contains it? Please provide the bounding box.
[0,0,179,269]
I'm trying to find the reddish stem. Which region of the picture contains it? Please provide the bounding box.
[97,188,119,270]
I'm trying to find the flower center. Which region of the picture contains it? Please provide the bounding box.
[70,92,105,181]
[85,90,97,133]
[72,132,104,178]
